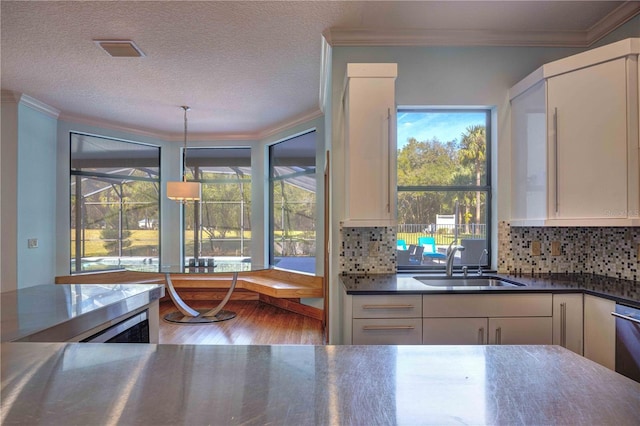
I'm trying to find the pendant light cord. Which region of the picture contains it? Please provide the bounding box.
[182,106,190,182]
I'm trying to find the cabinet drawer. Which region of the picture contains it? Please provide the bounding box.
[423,294,552,318]
[353,295,422,318]
[353,318,422,345]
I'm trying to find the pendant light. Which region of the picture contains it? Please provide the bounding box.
[167,106,201,203]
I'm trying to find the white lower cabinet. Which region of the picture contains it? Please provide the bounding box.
[423,318,488,345]
[422,294,553,345]
[553,294,584,355]
[583,294,616,370]
[351,294,422,345]
[488,317,553,345]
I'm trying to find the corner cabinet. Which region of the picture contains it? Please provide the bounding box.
[510,38,640,226]
[552,294,583,355]
[583,294,616,370]
[342,63,398,227]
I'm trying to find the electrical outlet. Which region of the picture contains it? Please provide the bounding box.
[27,238,38,249]
[637,243,640,262]
[531,241,541,256]
[551,241,561,256]
[368,241,379,257]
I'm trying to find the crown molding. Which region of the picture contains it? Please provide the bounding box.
[257,108,324,141]
[324,2,640,48]
[58,111,168,140]
[586,1,640,45]
[324,27,590,47]
[319,36,332,114]
[18,94,60,118]
[59,106,323,143]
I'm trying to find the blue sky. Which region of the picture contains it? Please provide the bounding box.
[397,111,486,150]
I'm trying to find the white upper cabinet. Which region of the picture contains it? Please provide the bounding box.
[510,38,640,226]
[342,63,397,226]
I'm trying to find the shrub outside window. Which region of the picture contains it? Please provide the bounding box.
[396,110,491,270]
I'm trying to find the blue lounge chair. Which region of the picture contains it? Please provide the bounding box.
[397,239,407,250]
[418,237,446,261]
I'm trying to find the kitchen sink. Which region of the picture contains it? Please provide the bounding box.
[414,276,523,287]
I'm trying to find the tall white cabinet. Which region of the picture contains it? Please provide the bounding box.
[510,38,640,226]
[342,63,397,226]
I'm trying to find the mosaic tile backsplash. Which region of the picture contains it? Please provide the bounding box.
[340,223,639,282]
[498,222,639,281]
[340,226,396,274]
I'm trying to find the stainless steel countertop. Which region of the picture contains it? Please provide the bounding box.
[1,284,164,342]
[341,272,640,307]
[2,343,639,425]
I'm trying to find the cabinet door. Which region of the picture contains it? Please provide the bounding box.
[423,318,488,345]
[552,294,583,355]
[353,318,422,345]
[488,317,553,345]
[547,58,628,219]
[511,80,547,222]
[344,66,397,223]
[584,295,616,370]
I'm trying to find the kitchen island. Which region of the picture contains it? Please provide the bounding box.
[2,343,639,425]
[1,283,164,343]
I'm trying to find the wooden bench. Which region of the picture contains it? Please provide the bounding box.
[55,269,323,320]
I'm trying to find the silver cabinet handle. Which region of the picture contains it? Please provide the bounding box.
[478,327,485,345]
[495,327,502,345]
[387,107,392,214]
[362,325,415,331]
[362,304,415,310]
[611,312,640,325]
[560,302,567,348]
[553,107,559,214]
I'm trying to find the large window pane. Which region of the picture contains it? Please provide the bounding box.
[185,147,251,270]
[269,131,317,274]
[397,110,491,270]
[70,133,160,273]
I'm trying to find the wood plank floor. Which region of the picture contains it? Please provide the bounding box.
[158,301,324,345]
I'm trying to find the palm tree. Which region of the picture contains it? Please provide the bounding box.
[459,125,486,234]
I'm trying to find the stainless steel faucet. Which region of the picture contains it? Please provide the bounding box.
[477,249,488,276]
[445,241,465,277]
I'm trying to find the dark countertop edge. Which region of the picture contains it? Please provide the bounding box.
[5,285,165,343]
[340,273,640,308]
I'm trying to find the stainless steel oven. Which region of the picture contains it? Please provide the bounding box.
[612,304,640,382]
[81,310,150,343]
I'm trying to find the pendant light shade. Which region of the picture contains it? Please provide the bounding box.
[167,106,201,203]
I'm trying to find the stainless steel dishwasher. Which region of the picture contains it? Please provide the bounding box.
[612,304,640,382]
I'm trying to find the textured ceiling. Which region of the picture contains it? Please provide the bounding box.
[1,1,638,139]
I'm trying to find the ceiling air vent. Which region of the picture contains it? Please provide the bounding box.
[94,40,145,57]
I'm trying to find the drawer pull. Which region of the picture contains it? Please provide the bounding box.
[362,304,415,310]
[362,325,415,331]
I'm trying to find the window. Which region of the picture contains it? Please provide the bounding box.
[396,110,491,270]
[184,148,252,270]
[269,131,317,274]
[70,133,160,273]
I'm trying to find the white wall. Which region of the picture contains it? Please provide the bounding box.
[1,95,19,292]
[16,103,58,287]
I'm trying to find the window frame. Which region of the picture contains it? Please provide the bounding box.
[268,130,318,274]
[396,108,492,272]
[69,132,161,274]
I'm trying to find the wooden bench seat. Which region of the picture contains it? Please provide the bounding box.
[55,268,324,320]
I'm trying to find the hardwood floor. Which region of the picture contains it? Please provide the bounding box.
[158,300,324,345]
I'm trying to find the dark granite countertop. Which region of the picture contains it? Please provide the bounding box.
[2,343,639,425]
[341,272,640,308]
